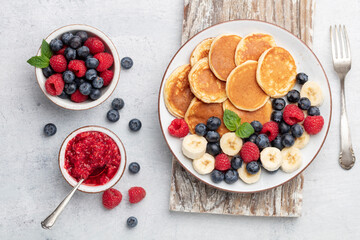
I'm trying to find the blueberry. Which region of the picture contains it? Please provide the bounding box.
[271,110,283,123]
[77,46,90,58]
[89,88,101,100]
[231,155,243,170]
[64,47,77,61]
[210,170,224,183]
[44,123,57,136]
[279,121,290,134]
[121,57,133,69]
[206,142,221,156]
[128,162,140,174]
[129,119,142,131]
[74,78,85,87]
[112,98,125,110]
[69,35,82,49]
[58,91,68,99]
[291,124,304,138]
[49,38,63,52]
[272,136,283,150]
[298,97,311,110]
[85,58,99,69]
[308,106,320,116]
[63,70,75,83]
[75,31,88,43]
[206,117,221,131]
[79,82,92,95]
[246,133,257,143]
[205,131,220,143]
[85,69,97,81]
[61,32,74,45]
[224,169,239,184]
[246,161,260,174]
[64,83,77,95]
[272,98,286,110]
[286,90,300,103]
[107,109,120,122]
[127,216,138,228]
[282,133,295,148]
[42,66,54,78]
[255,134,270,149]
[92,77,104,89]
[195,123,207,136]
[296,72,308,85]
[250,121,262,132]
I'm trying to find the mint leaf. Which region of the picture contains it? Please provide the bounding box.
[223,109,241,131]
[41,39,52,59]
[235,122,255,139]
[27,56,49,68]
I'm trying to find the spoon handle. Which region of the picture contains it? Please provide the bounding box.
[41,179,84,229]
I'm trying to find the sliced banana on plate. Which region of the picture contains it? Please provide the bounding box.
[238,163,261,184]
[182,134,207,160]
[300,81,324,106]
[220,132,243,156]
[293,131,310,149]
[280,147,302,173]
[260,147,282,171]
[192,153,215,175]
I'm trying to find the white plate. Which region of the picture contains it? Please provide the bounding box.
[158,20,332,193]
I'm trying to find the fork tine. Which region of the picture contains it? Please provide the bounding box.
[334,25,342,58]
[343,25,351,59]
[330,26,337,61]
[339,25,347,59]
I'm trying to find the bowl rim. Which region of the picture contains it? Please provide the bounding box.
[58,125,127,193]
[157,19,332,194]
[35,24,120,111]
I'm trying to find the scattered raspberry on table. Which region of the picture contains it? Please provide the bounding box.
[128,187,146,204]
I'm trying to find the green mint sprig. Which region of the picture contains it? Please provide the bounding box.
[27,40,53,68]
[223,109,254,138]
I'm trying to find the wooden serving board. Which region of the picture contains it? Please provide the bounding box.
[169,0,314,217]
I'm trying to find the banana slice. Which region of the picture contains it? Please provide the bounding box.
[238,163,261,184]
[280,147,302,173]
[182,134,207,160]
[293,131,310,149]
[300,81,324,106]
[220,132,243,156]
[260,147,282,171]
[192,153,215,175]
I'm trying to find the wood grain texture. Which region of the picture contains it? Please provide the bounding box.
[170,0,314,217]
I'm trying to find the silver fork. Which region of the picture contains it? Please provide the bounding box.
[330,25,356,170]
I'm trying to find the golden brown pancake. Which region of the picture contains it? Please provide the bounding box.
[188,58,227,103]
[190,38,214,67]
[164,64,194,118]
[185,98,229,136]
[235,33,276,66]
[257,47,297,98]
[208,34,242,81]
[226,60,269,111]
[223,99,272,125]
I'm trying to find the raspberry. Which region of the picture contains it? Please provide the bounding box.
[71,89,88,103]
[55,45,67,55]
[215,153,231,171]
[128,187,146,204]
[45,73,64,96]
[303,115,324,135]
[49,55,67,73]
[102,188,122,209]
[260,121,279,142]
[100,69,114,86]
[84,37,105,54]
[283,104,304,125]
[240,142,260,163]
[68,60,87,77]
[168,119,189,138]
[94,52,114,72]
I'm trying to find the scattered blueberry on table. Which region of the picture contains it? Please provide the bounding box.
[129,162,140,174]
[44,123,57,136]
[129,119,142,131]
[127,216,138,228]
[107,109,120,122]
[121,57,133,69]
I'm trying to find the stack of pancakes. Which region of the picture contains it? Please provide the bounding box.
[164,33,297,136]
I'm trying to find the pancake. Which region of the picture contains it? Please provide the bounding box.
[164,64,194,118]
[234,33,276,66]
[223,99,272,125]
[257,47,297,98]
[190,38,214,66]
[185,97,229,136]
[226,60,269,111]
[208,34,242,81]
[188,58,227,103]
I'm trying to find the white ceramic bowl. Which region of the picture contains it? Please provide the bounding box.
[58,126,126,193]
[35,24,120,110]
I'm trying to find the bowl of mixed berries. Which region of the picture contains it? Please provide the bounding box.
[28,24,120,110]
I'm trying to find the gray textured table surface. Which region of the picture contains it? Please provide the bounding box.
[1,0,360,239]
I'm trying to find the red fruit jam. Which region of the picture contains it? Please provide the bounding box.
[64,131,121,186]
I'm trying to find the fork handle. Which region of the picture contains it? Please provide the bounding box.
[339,77,355,170]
